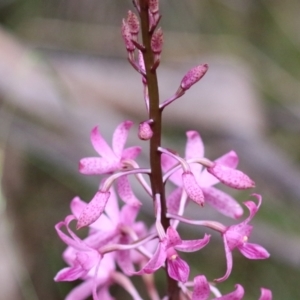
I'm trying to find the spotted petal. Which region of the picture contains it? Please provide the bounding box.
[77,191,110,229]
[202,187,243,219]
[112,120,134,158]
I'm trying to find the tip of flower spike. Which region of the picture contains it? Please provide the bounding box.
[181,64,208,91]
[207,163,255,189]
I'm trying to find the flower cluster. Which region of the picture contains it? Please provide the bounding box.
[54,1,272,299]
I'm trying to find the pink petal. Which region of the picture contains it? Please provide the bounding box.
[161,153,182,186]
[199,151,239,187]
[77,191,110,229]
[192,275,210,300]
[84,230,118,249]
[117,176,142,206]
[76,250,101,271]
[241,194,262,225]
[166,187,183,214]
[185,131,204,160]
[175,234,210,252]
[215,236,233,282]
[207,163,255,189]
[259,288,272,300]
[103,187,120,224]
[112,120,133,158]
[116,236,135,275]
[79,157,118,175]
[138,242,166,274]
[121,146,142,160]
[214,284,244,300]
[166,226,182,247]
[167,254,190,283]
[97,285,115,300]
[65,279,93,300]
[182,171,204,206]
[202,187,243,219]
[215,150,239,168]
[90,126,115,159]
[70,197,87,219]
[54,265,87,281]
[55,216,90,251]
[238,243,270,259]
[120,204,140,225]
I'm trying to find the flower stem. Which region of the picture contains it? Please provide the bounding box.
[139,1,180,299]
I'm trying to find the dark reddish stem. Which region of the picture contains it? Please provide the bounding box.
[138,1,180,299]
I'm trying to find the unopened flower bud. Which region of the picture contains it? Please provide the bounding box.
[207,163,255,189]
[138,121,153,140]
[121,19,135,52]
[182,171,204,206]
[151,28,163,54]
[149,0,159,14]
[180,64,208,91]
[127,11,140,36]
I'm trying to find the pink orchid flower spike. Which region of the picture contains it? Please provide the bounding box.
[192,275,244,300]
[79,120,141,175]
[162,130,244,219]
[216,194,270,282]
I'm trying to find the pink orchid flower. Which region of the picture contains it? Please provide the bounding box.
[133,226,210,283]
[79,120,141,175]
[216,194,270,282]
[71,187,147,275]
[162,130,243,219]
[54,215,116,300]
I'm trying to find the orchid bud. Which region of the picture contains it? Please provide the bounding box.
[138,121,153,140]
[149,0,159,14]
[180,64,208,91]
[207,163,255,189]
[151,28,163,54]
[182,171,204,206]
[77,191,110,229]
[121,19,135,52]
[127,10,139,38]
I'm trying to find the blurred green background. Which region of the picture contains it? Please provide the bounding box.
[0,0,300,299]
